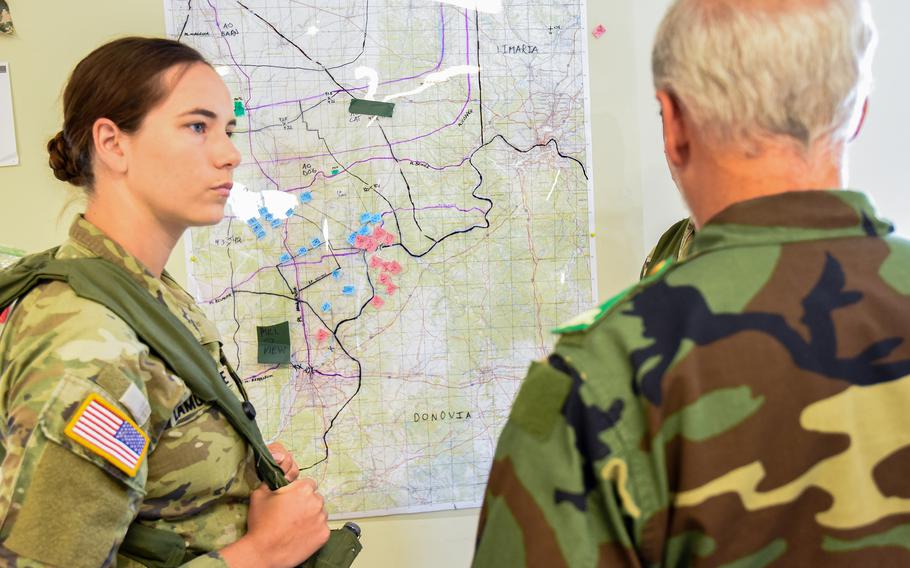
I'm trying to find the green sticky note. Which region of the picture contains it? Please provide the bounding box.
[233,100,246,117]
[349,98,395,118]
[257,322,291,364]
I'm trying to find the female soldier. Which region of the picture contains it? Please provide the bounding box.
[0,37,329,567]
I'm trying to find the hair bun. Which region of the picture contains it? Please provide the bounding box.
[47,130,86,186]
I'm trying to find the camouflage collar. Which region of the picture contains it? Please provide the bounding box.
[690,190,894,257]
[66,216,159,289]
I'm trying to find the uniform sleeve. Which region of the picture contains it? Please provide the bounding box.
[0,369,149,567]
[0,285,187,568]
[473,352,647,567]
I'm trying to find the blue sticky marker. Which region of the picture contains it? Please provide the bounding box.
[286,208,295,218]
[264,213,275,222]
[297,247,309,256]
[332,269,342,280]
[360,213,372,225]
[300,192,313,204]
[258,207,269,216]
[279,253,291,264]
[321,302,332,313]
[347,233,357,246]
[342,285,355,295]
[357,225,371,236]
[311,238,322,248]
[247,218,258,225]
[370,213,383,224]
[271,219,283,229]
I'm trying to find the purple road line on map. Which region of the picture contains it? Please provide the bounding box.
[205,250,360,302]
[262,154,474,190]
[254,9,474,166]
[313,370,359,380]
[245,5,448,112]
[246,366,279,381]
[208,0,282,189]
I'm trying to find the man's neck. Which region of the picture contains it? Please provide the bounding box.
[685,139,846,229]
[84,183,182,278]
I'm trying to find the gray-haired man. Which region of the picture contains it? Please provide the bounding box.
[473,0,910,565]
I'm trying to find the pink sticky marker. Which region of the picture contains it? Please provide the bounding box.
[386,261,402,275]
[385,284,398,296]
[593,24,606,39]
[373,227,388,240]
[354,235,369,250]
[380,232,395,246]
[315,328,330,342]
[364,237,379,252]
[378,272,392,286]
[371,295,385,309]
[370,255,384,269]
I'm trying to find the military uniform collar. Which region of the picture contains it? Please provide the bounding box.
[64,216,220,346]
[689,190,894,257]
[67,215,163,284]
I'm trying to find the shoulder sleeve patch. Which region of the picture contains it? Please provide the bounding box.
[508,361,572,439]
[64,393,150,477]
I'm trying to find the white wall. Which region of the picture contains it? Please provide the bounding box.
[611,0,910,254]
[0,1,908,567]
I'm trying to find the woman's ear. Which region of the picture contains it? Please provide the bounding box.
[92,118,128,176]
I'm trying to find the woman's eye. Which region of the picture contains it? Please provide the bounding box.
[226,130,235,138]
[189,122,207,134]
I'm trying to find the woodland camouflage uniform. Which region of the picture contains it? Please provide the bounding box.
[474,190,910,567]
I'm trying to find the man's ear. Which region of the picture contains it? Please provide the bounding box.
[656,90,690,169]
[92,118,128,176]
[850,98,869,142]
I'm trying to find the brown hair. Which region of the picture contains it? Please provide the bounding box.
[47,37,209,188]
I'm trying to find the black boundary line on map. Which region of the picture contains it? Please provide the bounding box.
[299,257,376,470]
[376,124,437,245]
[197,1,590,474]
[228,0,369,73]
[235,0,364,97]
[225,217,245,369]
[177,1,191,40]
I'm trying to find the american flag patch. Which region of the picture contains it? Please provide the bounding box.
[64,393,149,477]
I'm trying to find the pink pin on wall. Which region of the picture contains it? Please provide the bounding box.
[593,24,606,39]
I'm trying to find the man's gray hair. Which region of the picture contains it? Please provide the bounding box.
[652,0,878,149]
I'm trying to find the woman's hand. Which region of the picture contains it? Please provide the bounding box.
[221,479,330,568]
[268,442,300,482]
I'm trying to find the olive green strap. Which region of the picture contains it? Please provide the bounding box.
[0,250,287,490]
[118,523,187,568]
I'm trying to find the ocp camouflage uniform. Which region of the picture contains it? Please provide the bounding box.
[0,216,257,567]
[473,191,910,566]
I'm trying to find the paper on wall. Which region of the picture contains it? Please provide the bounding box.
[0,0,13,36]
[0,62,18,167]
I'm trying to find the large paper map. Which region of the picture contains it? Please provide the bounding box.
[165,0,595,517]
